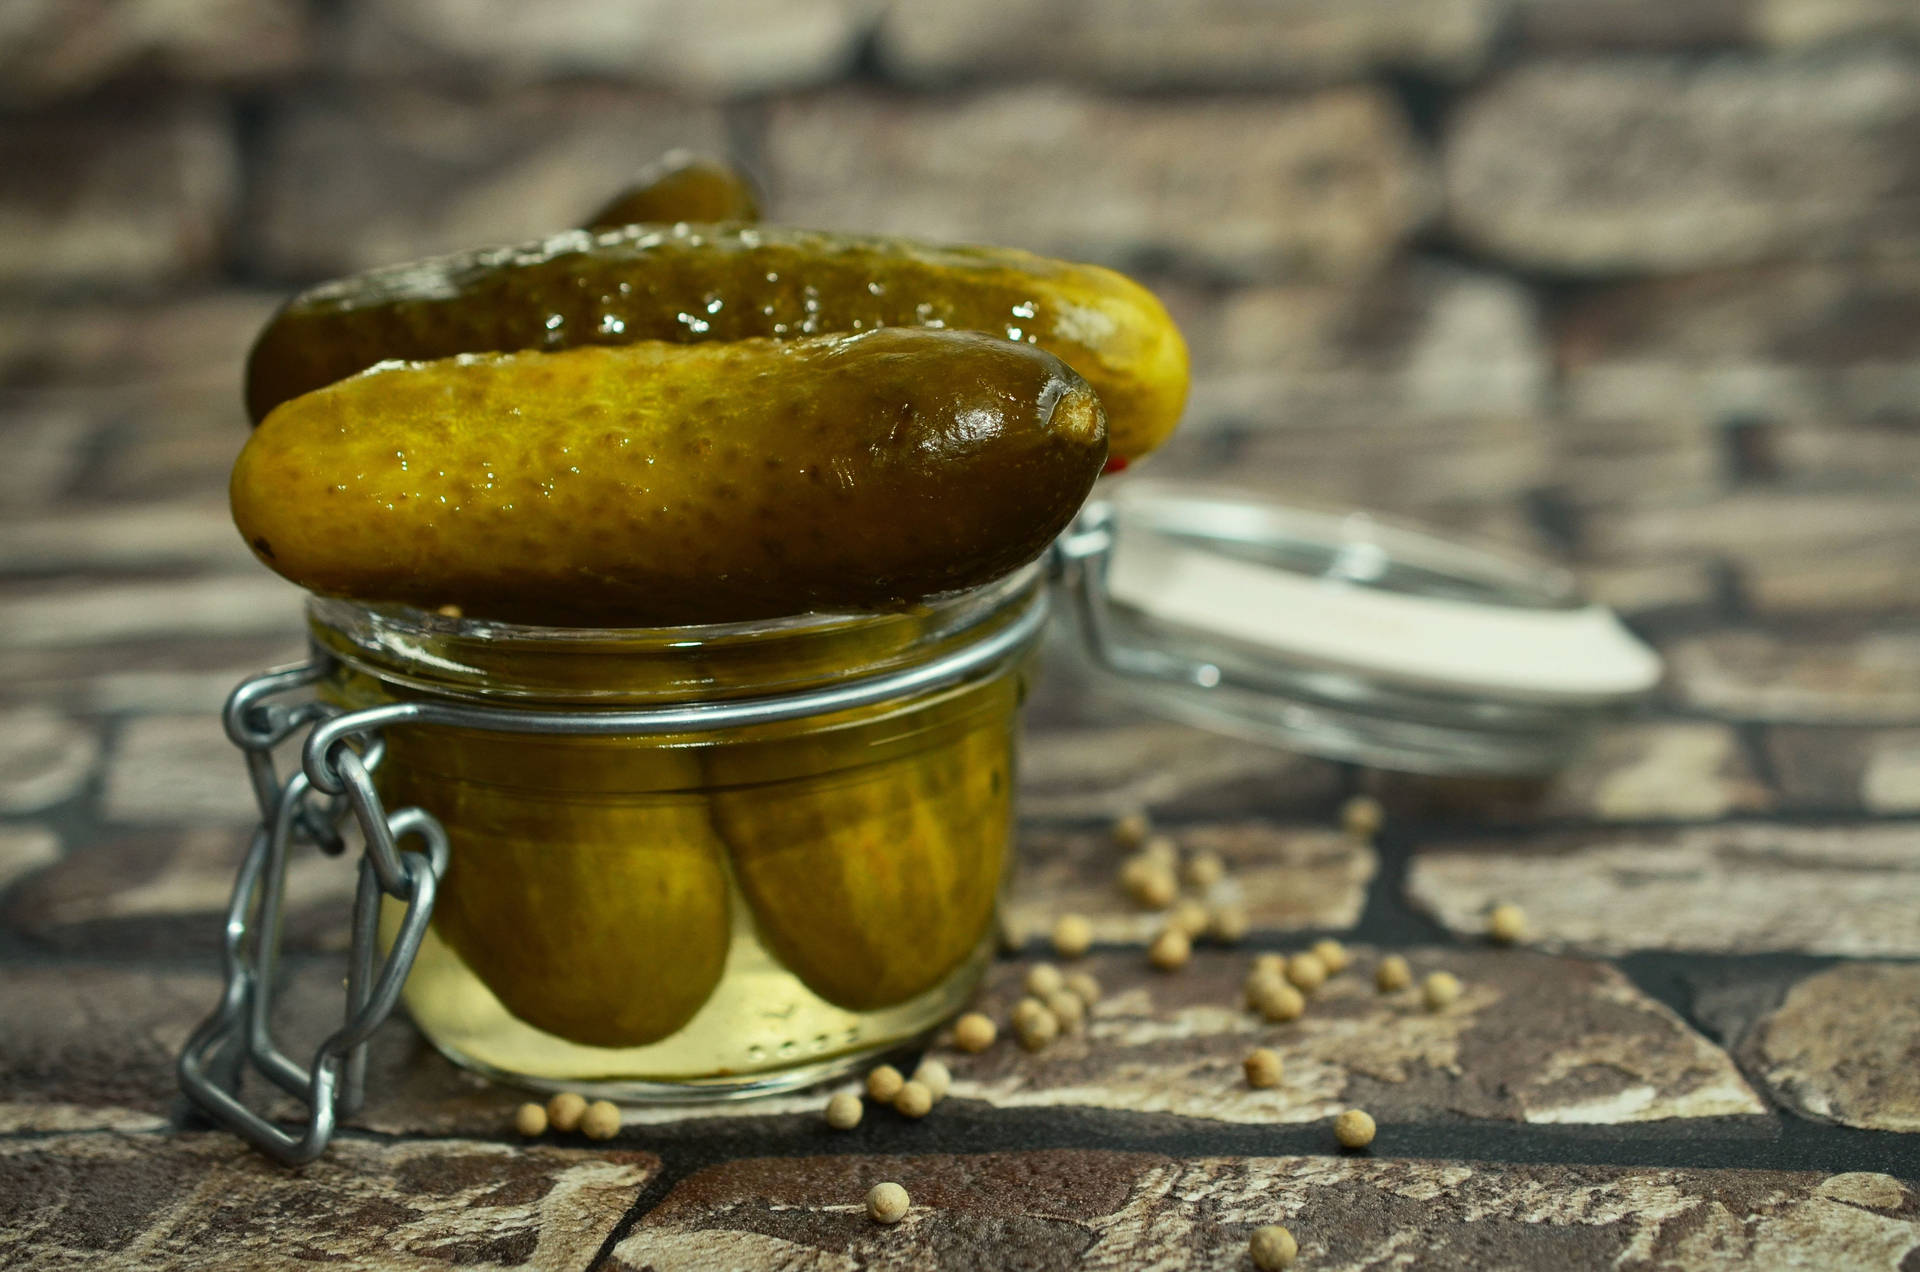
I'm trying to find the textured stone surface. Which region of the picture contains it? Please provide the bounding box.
[878,0,1501,86]
[0,104,237,291]
[613,1151,1920,1271]
[1758,0,1920,46]
[1002,822,1376,946]
[1667,629,1920,723]
[1445,54,1920,273]
[347,0,875,95]
[1741,964,1920,1133]
[765,87,1435,280]
[1765,726,1920,812]
[1408,823,1920,956]
[1515,0,1758,48]
[0,576,304,650]
[0,403,91,511]
[940,949,1760,1125]
[0,706,99,813]
[0,1132,657,1270]
[0,0,307,106]
[253,86,733,277]
[0,500,249,574]
[103,714,265,826]
[1017,719,1342,821]
[0,824,59,895]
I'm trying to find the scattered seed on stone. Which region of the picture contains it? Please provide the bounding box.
[1014,1001,1060,1051]
[1252,978,1306,1023]
[1182,850,1225,889]
[1050,913,1093,959]
[953,1012,997,1053]
[1065,971,1102,1005]
[1025,962,1066,998]
[1488,903,1527,945]
[1423,971,1463,1011]
[1310,938,1351,974]
[867,1181,910,1225]
[912,1059,951,1102]
[825,1091,863,1130]
[1252,953,1287,980]
[513,1102,548,1138]
[1045,988,1086,1033]
[1341,794,1383,838]
[1149,926,1192,971]
[1334,1107,1376,1149]
[893,1080,933,1118]
[1375,954,1412,993]
[1171,898,1212,938]
[1120,856,1178,908]
[1250,1223,1298,1270]
[1142,833,1180,867]
[867,1064,905,1102]
[1285,952,1328,994]
[1111,810,1151,849]
[546,1091,587,1133]
[1207,904,1249,945]
[581,1099,621,1141]
[1243,1047,1283,1088]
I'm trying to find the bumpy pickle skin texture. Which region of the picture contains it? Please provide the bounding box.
[583,151,761,229]
[243,223,1187,462]
[231,327,1106,626]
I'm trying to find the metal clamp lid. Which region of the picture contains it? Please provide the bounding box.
[1054,480,1663,777]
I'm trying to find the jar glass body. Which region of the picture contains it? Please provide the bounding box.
[310,565,1041,1099]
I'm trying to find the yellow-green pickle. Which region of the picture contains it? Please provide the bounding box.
[235,181,1187,1093]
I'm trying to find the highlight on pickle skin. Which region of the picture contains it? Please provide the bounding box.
[242,222,1188,462]
[231,327,1108,626]
[582,150,762,229]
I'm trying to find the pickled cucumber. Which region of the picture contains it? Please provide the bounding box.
[379,733,731,1048]
[711,700,1015,1011]
[232,327,1106,625]
[583,151,761,229]
[243,223,1187,462]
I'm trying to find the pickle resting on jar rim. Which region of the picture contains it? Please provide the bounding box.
[583,151,761,229]
[231,327,1106,626]
[243,223,1187,462]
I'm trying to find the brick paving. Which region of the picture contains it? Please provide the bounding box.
[3,1,1920,1267]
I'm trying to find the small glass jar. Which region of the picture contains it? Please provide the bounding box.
[306,563,1045,1099]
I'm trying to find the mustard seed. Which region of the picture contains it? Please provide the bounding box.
[1120,856,1177,908]
[1252,953,1287,981]
[953,1012,997,1052]
[1375,954,1413,993]
[867,1064,905,1102]
[1334,1107,1376,1149]
[1045,989,1086,1033]
[1065,970,1102,1005]
[1285,952,1327,994]
[912,1058,951,1102]
[1111,810,1151,850]
[1182,850,1226,889]
[1208,904,1249,945]
[825,1091,863,1130]
[1423,971,1463,1011]
[1252,978,1306,1023]
[1341,795,1383,838]
[546,1091,587,1133]
[513,1102,548,1138]
[1050,913,1094,959]
[1250,1224,1298,1270]
[581,1099,621,1141]
[893,1080,933,1118]
[1171,898,1212,938]
[1014,1001,1060,1051]
[1148,926,1191,971]
[1142,833,1180,867]
[1243,1047,1283,1089]
[1310,938,1351,975]
[867,1181,910,1225]
[1488,903,1527,945]
[1025,962,1066,998]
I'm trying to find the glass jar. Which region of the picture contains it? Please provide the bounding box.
[305,562,1045,1100]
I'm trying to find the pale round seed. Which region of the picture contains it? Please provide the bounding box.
[1182,850,1226,889]
[1120,856,1177,908]
[1423,971,1463,1011]
[1014,1004,1059,1052]
[1171,899,1211,938]
[1252,978,1306,1023]
[867,1181,910,1224]
[1334,1107,1376,1149]
[893,1080,933,1118]
[953,1012,998,1053]
[581,1100,621,1141]
[1065,971,1102,1006]
[1148,926,1191,971]
[1050,913,1094,960]
[1111,810,1151,850]
[1141,833,1180,867]
[1375,954,1413,993]
[1488,903,1527,945]
[1285,953,1328,994]
[512,1102,548,1138]
[825,1091,863,1130]
[866,1064,905,1102]
[1208,904,1249,945]
[1252,953,1287,981]
[1309,938,1350,974]
[912,1059,951,1102]
[1341,795,1383,838]
[1250,1223,1299,1270]
[1243,1048,1283,1089]
[1045,989,1086,1033]
[1025,962,1066,999]
[545,1091,587,1133]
